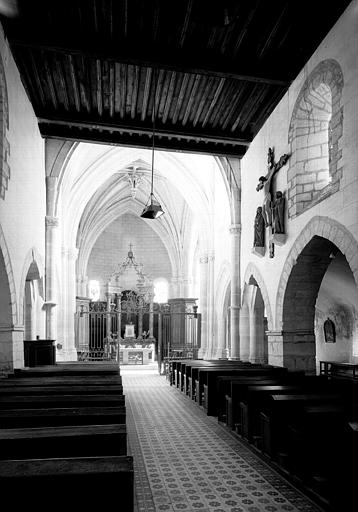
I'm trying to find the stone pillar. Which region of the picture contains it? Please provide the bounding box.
[137,307,143,341]
[116,293,122,342]
[229,223,241,359]
[198,254,209,358]
[0,325,24,372]
[239,304,250,361]
[266,330,316,374]
[57,247,78,361]
[45,215,59,342]
[148,292,155,341]
[207,252,215,358]
[76,275,88,297]
[170,276,179,299]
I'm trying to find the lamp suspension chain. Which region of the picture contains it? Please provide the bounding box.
[151,67,157,197]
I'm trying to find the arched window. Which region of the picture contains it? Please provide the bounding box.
[154,278,168,304]
[288,60,343,218]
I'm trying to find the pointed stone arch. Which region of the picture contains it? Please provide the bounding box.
[0,224,17,326]
[18,247,45,326]
[243,262,273,330]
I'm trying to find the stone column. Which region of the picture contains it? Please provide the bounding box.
[58,247,78,361]
[229,224,241,359]
[198,254,209,358]
[267,329,316,374]
[170,276,179,299]
[207,252,215,358]
[148,291,155,341]
[116,293,122,342]
[45,215,59,342]
[239,304,250,361]
[137,307,143,341]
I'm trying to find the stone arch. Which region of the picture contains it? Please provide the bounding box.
[287,59,344,218]
[276,216,358,328]
[18,247,45,326]
[243,262,273,330]
[0,53,10,199]
[275,216,358,372]
[0,224,17,327]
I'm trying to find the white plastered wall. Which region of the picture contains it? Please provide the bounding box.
[0,24,46,370]
[240,1,358,364]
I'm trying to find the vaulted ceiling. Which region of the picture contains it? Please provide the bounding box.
[0,0,351,158]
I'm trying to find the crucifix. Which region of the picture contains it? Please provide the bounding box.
[256,147,290,257]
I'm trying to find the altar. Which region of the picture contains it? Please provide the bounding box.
[119,346,154,365]
[119,324,154,364]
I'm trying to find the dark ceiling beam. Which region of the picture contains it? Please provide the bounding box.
[37,115,251,147]
[9,39,291,87]
[40,123,248,158]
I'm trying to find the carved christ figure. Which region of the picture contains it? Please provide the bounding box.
[256,147,289,227]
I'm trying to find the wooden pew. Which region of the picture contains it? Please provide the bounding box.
[258,378,358,459]
[0,424,128,459]
[0,455,134,511]
[1,375,122,387]
[199,366,289,414]
[179,360,224,394]
[13,362,121,377]
[0,394,125,409]
[283,403,358,508]
[224,378,291,429]
[0,384,124,395]
[0,405,126,428]
[192,364,262,404]
[258,392,347,459]
[218,371,306,425]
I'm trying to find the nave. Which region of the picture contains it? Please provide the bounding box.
[121,365,323,512]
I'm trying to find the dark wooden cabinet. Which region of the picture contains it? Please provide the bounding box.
[23,340,56,367]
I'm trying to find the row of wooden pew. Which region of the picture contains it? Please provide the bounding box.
[0,362,134,511]
[168,358,358,511]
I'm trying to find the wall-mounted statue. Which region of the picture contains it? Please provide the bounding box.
[256,147,289,228]
[272,191,285,234]
[254,206,265,247]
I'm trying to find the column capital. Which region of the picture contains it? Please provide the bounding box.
[45,215,59,228]
[229,223,241,235]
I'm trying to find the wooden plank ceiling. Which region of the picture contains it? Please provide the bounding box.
[0,0,352,157]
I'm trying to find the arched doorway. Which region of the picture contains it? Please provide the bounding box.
[23,261,44,341]
[0,247,15,372]
[279,237,358,373]
[240,278,268,364]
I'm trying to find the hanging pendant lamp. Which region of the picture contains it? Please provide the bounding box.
[140,68,164,219]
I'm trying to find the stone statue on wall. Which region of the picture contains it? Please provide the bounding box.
[254,206,265,247]
[256,147,289,227]
[272,191,285,234]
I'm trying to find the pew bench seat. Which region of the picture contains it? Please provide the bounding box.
[0,455,134,511]
[0,405,126,428]
[0,423,127,459]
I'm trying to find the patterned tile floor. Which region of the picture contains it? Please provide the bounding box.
[120,364,325,512]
